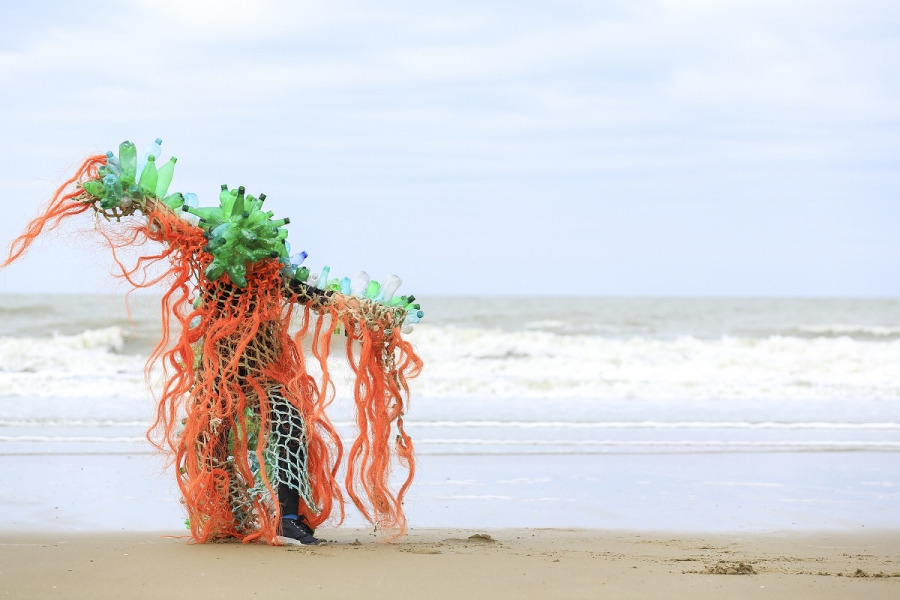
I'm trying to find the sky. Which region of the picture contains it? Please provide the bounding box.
[0,0,897,296]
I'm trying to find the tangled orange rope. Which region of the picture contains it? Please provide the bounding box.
[3,155,423,544]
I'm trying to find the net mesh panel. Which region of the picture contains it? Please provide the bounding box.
[224,391,316,533]
[2,155,424,545]
[261,389,317,511]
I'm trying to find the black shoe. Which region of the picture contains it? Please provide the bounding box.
[279,517,323,545]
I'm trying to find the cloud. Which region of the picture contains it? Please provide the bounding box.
[0,0,897,294]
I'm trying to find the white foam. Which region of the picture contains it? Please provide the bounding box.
[407,325,900,400]
[3,323,900,407]
[0,419,150,427]
[382,421,900,430]
[0,327,148,399]
[798,325,900,337]
[0,435,146,443]
[415,438,900,449]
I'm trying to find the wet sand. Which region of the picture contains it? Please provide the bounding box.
[2,528,898,599]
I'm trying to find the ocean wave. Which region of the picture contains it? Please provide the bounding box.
[383,421,900,430]
[0,435,146,443]
[0,419,150,427]
[1,324,900,402]
[415,439,900,449]
[406,325,900,400]
[797,325,900,338]
[0,327,149,398]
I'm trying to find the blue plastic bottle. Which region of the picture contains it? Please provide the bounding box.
[404,309,424,324]
[105,151,121,174]
[315,266,331,290]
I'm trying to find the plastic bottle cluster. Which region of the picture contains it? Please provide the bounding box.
[82,138,424,329]
[182,185,291,288]
[296,269,424,332]
[82,139,182,211]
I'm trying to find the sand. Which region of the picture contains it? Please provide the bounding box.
[1,528,898,599]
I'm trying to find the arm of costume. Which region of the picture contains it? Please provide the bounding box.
[1,141,424,545]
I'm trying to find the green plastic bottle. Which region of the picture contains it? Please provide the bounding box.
[119,141,137,185]
[183,205,225,221]
[138,155,159,197]
[226,263,248,287]
[82,181,106,198]
[294,266,310,282]
[364,280,381,299]
[245,210,275,228]
[240,228,258,244]
[245,194,263,213]
[162,192,185,211]
[155,157,177,198]
[231,187,247,217]
[205,261,226,281]
[219,184,234,215]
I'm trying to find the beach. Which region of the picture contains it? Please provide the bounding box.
[1,295,899,597]
[3,529,899,599]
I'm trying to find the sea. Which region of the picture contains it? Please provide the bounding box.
[1,295,898,533]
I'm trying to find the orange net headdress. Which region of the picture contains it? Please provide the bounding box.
[2,140,424,544]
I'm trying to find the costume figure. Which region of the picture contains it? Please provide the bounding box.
[2,140,424,544]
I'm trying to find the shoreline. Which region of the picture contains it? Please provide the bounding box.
[2,528,898,599]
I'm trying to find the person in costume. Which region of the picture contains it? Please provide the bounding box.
[1,139,424,545]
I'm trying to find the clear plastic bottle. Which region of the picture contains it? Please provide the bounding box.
[375,275,401,303]
[339,277,351,295]
[291,251,308,266]
[351,271,370,296]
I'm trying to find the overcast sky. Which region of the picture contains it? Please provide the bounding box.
[0,0,897,296]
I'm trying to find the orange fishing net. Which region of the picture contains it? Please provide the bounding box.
[3,155,423,544]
